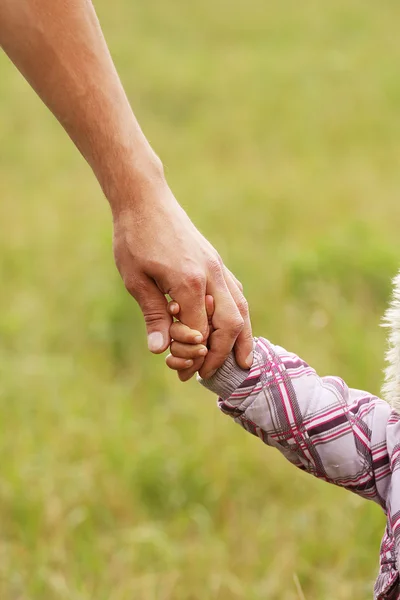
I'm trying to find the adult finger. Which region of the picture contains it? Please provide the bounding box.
[127,276,171,353]
[171,274,208,339]
[223,268,253,369]
[224,268,244,293]
[200,267,244,379]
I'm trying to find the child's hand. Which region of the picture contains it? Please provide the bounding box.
[166,295,214,380]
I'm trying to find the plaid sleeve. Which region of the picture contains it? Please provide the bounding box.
[200,336,399,598]
[215,337,392,505]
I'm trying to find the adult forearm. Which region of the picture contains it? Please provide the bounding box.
[0,0,253,372]
[0,0,162,207]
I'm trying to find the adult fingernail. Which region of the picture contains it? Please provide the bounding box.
[246,351,254,368]
[194,334,203,343]
[185,359,194,367]
[148,332,164,352]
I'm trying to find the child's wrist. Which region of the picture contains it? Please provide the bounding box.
[198,351,249,399]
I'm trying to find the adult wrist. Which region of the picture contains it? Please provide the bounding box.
[102,147,166,215]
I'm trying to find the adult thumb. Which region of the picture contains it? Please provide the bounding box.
[137,279,172,354]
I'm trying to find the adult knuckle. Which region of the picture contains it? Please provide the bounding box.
[236,279,244,293]
[143,309,166,325]
[113,251,122,275]
[237,296,249,316]
[230,316,244,336]
[184,270,205,291]
[123,276,137,296]
[207,255,223,275]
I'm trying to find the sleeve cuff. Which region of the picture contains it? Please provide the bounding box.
[197,349,251,400]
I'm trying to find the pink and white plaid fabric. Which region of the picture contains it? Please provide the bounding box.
[201,337,400,599]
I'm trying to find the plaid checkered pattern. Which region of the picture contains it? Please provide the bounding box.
[201,337,400,599]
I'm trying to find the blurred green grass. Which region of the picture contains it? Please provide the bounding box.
[1,0,400,597]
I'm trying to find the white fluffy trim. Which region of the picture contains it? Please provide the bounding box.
[382,271,400,412]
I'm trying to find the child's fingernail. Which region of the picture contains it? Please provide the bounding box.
[194,334,203,343]
[246,351,254,368]
[148,332,164,352]
[185,359,193,367]
[199,347,208,356]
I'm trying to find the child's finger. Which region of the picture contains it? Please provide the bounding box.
[170,321,203,344]
[165,354,194,371]
[173,299,214,379]
[167,300,180,316]
[205,295,214,319]
[166,297,209,384]
[169,298,213,323]
[170,340,208,359]
[178,367,197,382]
[205,294,215,338]
[170,296,214,383]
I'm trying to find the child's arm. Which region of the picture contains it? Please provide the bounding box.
[206,338,393,505]
[166,302,393,506]
[167,304,400,599]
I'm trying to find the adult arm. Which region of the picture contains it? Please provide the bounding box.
[0,0,253,378]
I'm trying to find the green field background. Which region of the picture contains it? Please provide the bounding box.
[1,1,400,598]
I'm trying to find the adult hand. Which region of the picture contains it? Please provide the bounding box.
[0,0,253,378]
[112,177,253,379]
